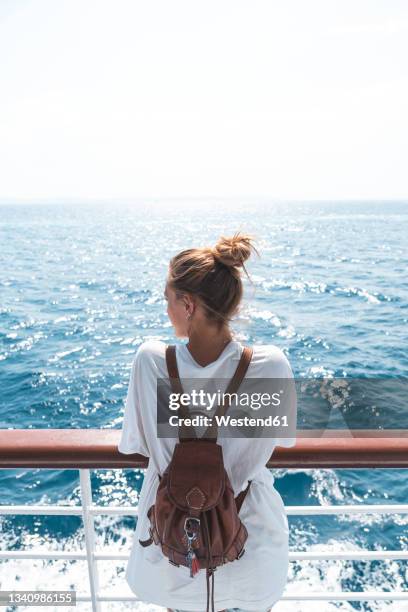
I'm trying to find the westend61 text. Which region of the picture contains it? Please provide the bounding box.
[169,414,289,427]
[168,389,284,411]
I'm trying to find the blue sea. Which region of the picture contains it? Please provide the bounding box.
[0,200,407,611]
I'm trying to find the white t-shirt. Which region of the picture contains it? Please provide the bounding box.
[118,339,297,611]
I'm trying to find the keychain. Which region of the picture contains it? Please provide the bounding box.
[184,517,201,577]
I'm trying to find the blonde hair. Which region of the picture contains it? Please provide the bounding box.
[168,231,260,328]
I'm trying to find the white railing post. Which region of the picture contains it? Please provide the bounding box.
[79,469,101,612]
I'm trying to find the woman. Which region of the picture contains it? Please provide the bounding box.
[118,232,297,612]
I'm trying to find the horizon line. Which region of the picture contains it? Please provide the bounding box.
[1,196,408,205]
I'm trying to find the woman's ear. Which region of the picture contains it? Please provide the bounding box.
[182,293,195,317]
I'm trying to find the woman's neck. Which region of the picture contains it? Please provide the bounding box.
[186,328,233,367]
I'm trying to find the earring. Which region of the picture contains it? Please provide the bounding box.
[187,313,192,320]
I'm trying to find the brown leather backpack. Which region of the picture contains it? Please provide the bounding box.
[139,343,254,612]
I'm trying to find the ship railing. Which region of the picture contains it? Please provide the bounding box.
[0,429,407,610]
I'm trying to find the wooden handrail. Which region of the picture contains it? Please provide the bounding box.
[0,429,407,469]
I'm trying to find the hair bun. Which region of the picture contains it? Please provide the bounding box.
[212,232,258,269]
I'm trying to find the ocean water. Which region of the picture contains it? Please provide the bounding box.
[0,200,407,611]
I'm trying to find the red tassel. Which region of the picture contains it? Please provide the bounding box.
[191,554,200,576]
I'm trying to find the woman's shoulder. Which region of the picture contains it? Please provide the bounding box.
[252,342,288,360]
[133,339,166,364]
[136,338,166,355]
[251,343,294,377]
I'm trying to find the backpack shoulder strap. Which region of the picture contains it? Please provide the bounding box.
[166,344,183,394]
[165,345,197,441]
[235,479,252,513]
[201,345,253,441]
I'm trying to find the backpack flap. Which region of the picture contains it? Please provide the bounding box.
[167,440,225,513]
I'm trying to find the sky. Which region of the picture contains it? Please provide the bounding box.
[0,0,407,201]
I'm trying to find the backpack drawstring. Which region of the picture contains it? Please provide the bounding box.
[203,512,215,612]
